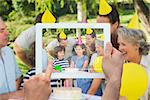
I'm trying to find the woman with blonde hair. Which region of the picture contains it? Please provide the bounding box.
[117,27,150,99]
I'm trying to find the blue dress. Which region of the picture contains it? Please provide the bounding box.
[71,55,102,95]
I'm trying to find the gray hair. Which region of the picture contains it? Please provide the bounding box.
[117,27,150,55]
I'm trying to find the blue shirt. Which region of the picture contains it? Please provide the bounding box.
[71,55,91,93]
[71,55,89,70]
[0,46,22,94]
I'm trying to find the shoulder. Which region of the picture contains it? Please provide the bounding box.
[68,38,76,41]
[141,55,150,69]
[21,26,35,35]
[91,53,98,58]
[16,26,35,39]
[1,46,13,53]
[47,39,58,49]
[141,55,150,64]
[67,38,76,44]
[71,55,77,60]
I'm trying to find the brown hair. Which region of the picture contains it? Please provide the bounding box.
[73,43,87,55]
[54,46,65,58]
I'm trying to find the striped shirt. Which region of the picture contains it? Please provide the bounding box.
[53,59,69,70]
[20,66,67,88]
[20,68,35,88]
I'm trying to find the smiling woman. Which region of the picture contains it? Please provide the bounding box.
[117,27,150,63]
[117,27,150,99]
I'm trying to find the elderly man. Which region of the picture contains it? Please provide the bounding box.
[0,16,51,100]
[0,17,24,99]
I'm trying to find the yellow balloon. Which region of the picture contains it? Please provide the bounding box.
[99,0,112,15]
[120,63,148,100]
[93,56,103,73]
[42,9,56,23]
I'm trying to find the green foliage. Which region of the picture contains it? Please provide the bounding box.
[0,0,13,20]
[6,21,32,42]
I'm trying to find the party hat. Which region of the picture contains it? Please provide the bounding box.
[77,36,83,45]
[59,31,67,39]
[86,28,93,35]
[99,0,112,15]
[127,12,140,29]
[42,9,56,23]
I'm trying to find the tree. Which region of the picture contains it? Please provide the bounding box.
[134,0,150,34]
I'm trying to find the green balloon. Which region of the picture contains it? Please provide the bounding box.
[54,65,62,72]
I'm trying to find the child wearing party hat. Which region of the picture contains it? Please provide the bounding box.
[70,36,93,93]
[71,36,89,71]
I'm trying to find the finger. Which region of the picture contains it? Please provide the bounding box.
[45,61,53,78]
[113,48,123,57]
[104,42,113,57]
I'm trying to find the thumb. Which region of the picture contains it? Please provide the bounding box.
[104,42,113,57]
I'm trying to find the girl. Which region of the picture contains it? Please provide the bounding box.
[70,39,92,93]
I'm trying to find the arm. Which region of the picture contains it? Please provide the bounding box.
[87,78,103,95]
[102,76,121,100]
[0,90,24,100]
[0,77,23,99]
[81,60,88,71]
[48,50,55,58]
[70,60,75,68]
[102,43,124,100]
[24,63,52,100]
[16,76,23,90]
[13,43,32,68]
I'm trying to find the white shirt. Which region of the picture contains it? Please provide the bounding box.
[14,26,48,69]
[15,26,35,49]
[89,53,98,66]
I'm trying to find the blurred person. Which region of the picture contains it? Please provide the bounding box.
[0,16,24,99]
[97,4,120,49]
[117,27,150,99]
[87,40,104,96]
[13,12,49,69]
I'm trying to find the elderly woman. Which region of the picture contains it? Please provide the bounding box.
[87,40,104,96]
[117,27,150,100]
